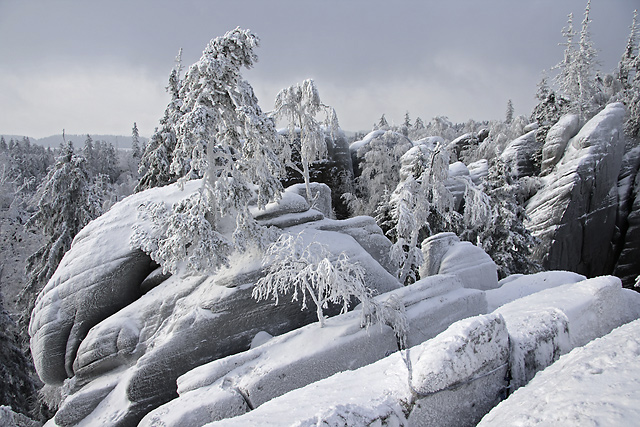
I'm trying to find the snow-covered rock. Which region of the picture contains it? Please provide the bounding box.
[486,270,586,312]
[526,102,627,276]
[467,158,489,184]
[495,275,640,390]
[500,129,540,178]
[540,113,580,176]
[446,161,471,209]
[421,232,499,291]
[613,148,640,288]
[205,314,509,427]
[140,274,486,427]
[479,318,640,426]
[31,181,402,427]
[446,132,477,160]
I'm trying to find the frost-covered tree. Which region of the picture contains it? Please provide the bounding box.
[0,280,37,418]
[272,79,338,203]
[618,10,638,90]
[131,122,141,160]
[344,131,412,219]
[471,158,541,278]
[136,49,184,192]
[253,232,371,328]
[133,28,284,275]
[389,144,458,285]
[19,142,101,336]
[505,99,514,124]
[374,114,389,131]
[554,2,599,118]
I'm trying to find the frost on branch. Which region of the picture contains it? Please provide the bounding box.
[272,79,338,204]
[253,232,376,328]
[131,191,234,274]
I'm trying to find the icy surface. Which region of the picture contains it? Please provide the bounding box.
[540,114,580,175]
[479,318,640,426]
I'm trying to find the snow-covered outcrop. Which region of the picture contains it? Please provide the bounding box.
[30,181,401,427]
[479,318,640,426]
[182,275,638,427]
[420,232,499,291]
[540,114,580,176]
[525,102,627,277]
[140,275,486,427]
[206,314,510,427]
[500,129,540,178]
[613,147,640,287]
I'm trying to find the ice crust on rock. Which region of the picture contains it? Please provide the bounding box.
[421,232,499,291]
[500,129,540,178]
[540,113,580,176]
[479,318,640,426]
[495,275,640,389]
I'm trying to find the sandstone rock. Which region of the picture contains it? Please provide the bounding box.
[420,232,499,291]
[526,103,627,276]
[500,129,540,178]
[540,114,580,176]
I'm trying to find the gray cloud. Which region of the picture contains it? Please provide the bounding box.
[0,0,636,138]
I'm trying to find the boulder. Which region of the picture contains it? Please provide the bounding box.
[525,103,627,276]
[420,232,499,291]
[205,314,509,427]
[613,167,640,287]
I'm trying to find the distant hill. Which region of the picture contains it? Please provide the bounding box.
[0,134,149,150]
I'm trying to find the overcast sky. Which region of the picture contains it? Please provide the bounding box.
[0,0,637,139]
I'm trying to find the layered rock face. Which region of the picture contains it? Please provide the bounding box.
[525,103,627,277]
[500,129,541,178]
[30,182,400,427]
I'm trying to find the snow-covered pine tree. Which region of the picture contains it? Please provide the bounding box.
[272,79,338,204]
[0,278,37,418]
[618,10,638,90]
[19,142,102,339]
[131,122,141,160]
[554,2,599,119]
[136,49,184,192]
[133,28,284,275]
[505,99,514,124]
[472,158,541,278]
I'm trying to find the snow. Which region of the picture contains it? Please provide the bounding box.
[437,241,499,291]
[348,130,386,152]
[486,271,586,312]
[467,158,488,184]
[141,275,485,427]
[204,314,508,427]
[479,318,640,426]
[494,275,640,390]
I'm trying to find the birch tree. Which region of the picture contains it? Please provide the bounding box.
[272,79,338,204]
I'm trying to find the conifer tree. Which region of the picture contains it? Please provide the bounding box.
[19,142,101,333]
[131,122,141,160]
[132,28,284,275]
